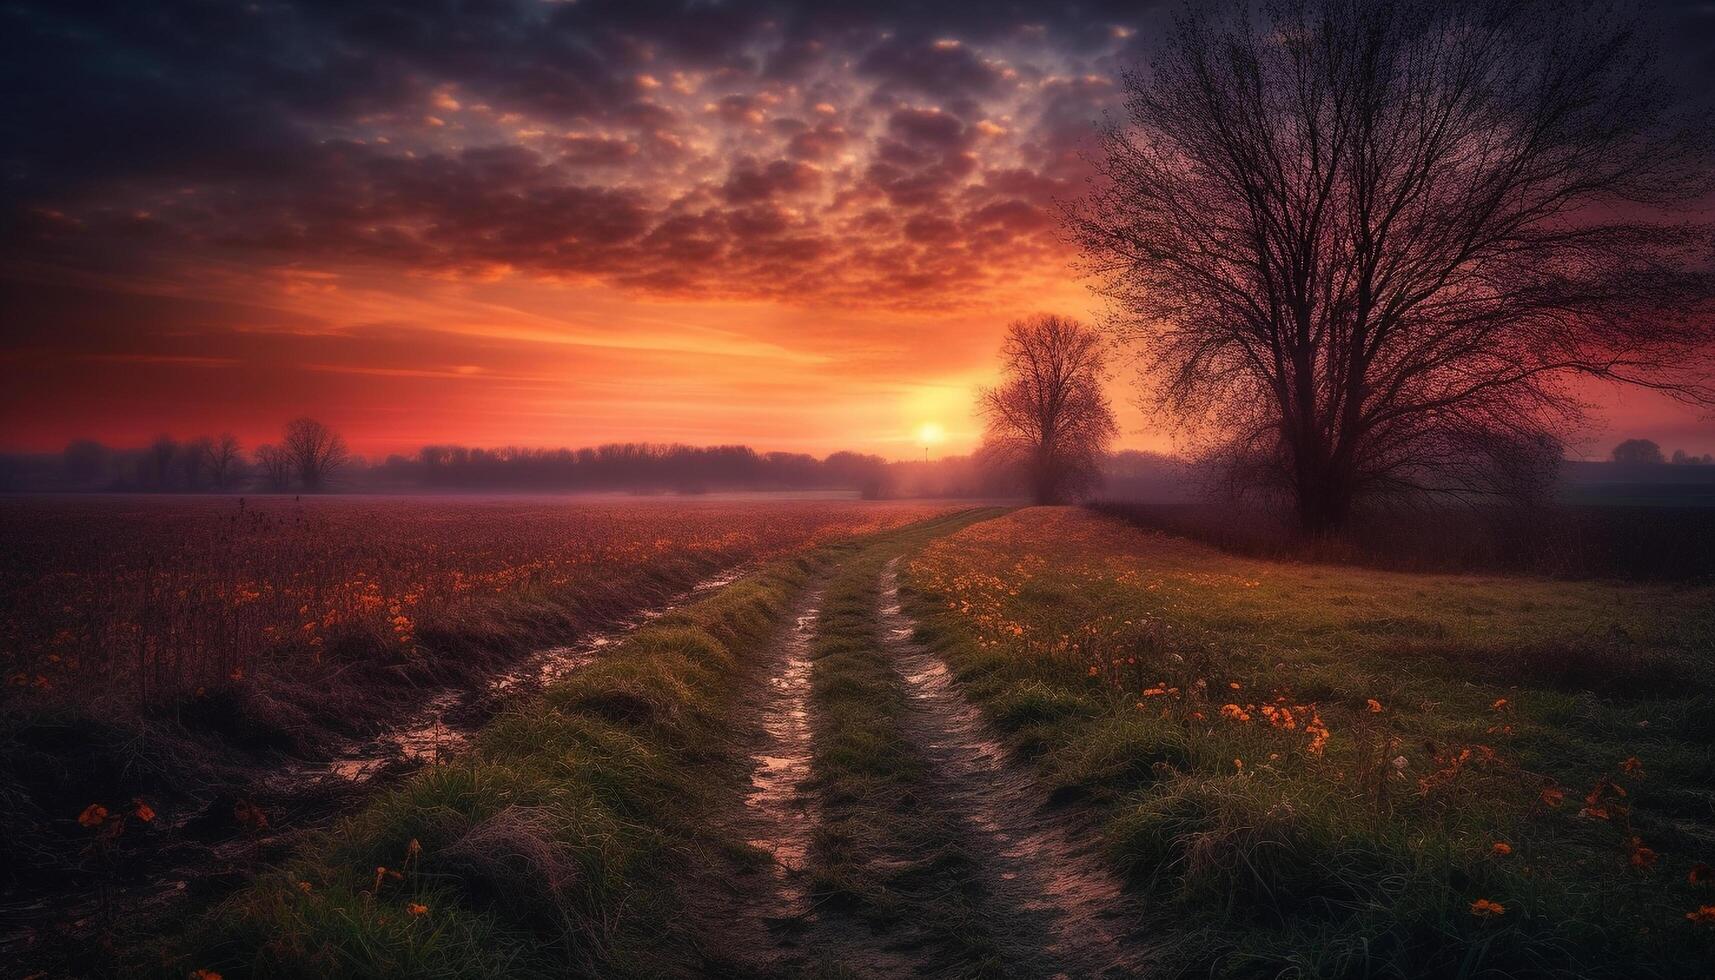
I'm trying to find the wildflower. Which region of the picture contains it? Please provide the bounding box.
[78,804,108,828]
[1469,898,1506,918]
[1491,842,1512,857]
[1087,666,1099,678]
[1228,681,1241,690]
[1690,863,1713,885]
[1686,906,1715,924]
[190,970,224,980]
[1141,687,1167,697]
[1540,786,1565,808]
[1620,756,1645,776]
[407,902,430,917]
[1366,699,1383,713]
[1233,758,1244,771]
[1491,698,1509,712]
[297,880,313,894]
[1629,838,1658,871]
[133,798,156,823]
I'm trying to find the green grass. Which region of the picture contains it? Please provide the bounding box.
[147,523,912,978]
[804,509,1014,975]
[904,507,1715,978]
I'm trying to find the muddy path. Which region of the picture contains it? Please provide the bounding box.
[684,583,826,975]
[878,558,1152,978]
[0,562,751,973]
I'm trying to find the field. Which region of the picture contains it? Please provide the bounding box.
[905,509,1715,975]
[5,502,1714,977]
[0,495,961,968]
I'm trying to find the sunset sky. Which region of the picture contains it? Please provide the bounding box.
[4,0,1713,461]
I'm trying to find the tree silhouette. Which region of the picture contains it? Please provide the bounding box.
[207,433,244,490]
[978,314,1117,504]
[282,418,348,492]
[253,443,292,492]
[1613,439,1665,466]
[1071,0,1715,531]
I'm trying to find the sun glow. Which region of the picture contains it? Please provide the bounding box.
[916,422,947,446]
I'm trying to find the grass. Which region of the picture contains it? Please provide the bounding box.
[0,497,961,950]
[803,508,1014,974]
[145,510,995,979]
[904,507,1715,978]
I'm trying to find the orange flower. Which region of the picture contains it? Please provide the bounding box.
[1469,898,1506,918]
[1490,698,1509,712]
[1087,666,1099,677]
[1690,863,1713,885]
[1540,786,1565,808]
[1490,842,1512,857]
[407,902,430,917]
[296,880,313,894]
[1366,699,1383,713]
[1686,906,1715,924]
[1620,756,1645,776]
[133,798,156,823]
[1629,838,1658,871]
[190,970,223,980]
[78,804,108,828]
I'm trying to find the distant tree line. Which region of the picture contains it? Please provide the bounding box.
[377,443,897,494]
[1611,439,1714,466]
[49,418,347,493]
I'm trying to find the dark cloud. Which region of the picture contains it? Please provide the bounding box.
[9,0,1704,310]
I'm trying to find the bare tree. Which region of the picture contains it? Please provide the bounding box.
[208,433,245,490]
[281,417,348,491]
[1070,0,1715,532]
[253,443,293,492]
[978,314,1118,504]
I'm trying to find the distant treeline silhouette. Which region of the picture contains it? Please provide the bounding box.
[2,430,1185,498]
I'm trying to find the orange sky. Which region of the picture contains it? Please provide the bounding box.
[2,2,1710,460]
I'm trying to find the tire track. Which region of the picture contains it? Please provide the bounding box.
[880,558,1151,978]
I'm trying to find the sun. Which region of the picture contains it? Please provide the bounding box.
[915,422,947,446]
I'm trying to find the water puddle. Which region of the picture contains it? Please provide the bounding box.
[315,563,750,783]
[745,595,821,889]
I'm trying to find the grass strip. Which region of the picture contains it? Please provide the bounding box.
[805,508,1016,976]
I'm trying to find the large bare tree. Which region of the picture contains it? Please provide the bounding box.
[281,418,348,492]
[1071,0,1715,531]
[978,314,1118,504]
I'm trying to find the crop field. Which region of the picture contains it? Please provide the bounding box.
[0,495,958,707]
[6,503,1715,978]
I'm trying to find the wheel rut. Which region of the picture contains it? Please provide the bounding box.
[880,558,1150,978]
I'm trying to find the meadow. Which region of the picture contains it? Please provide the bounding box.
[0,495,959,968]
[905,509,1715,976]
[6,502,1714,978]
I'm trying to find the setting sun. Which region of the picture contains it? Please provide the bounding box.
[2,1,1714,977]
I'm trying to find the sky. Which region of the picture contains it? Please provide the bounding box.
[3,0,1713,462]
